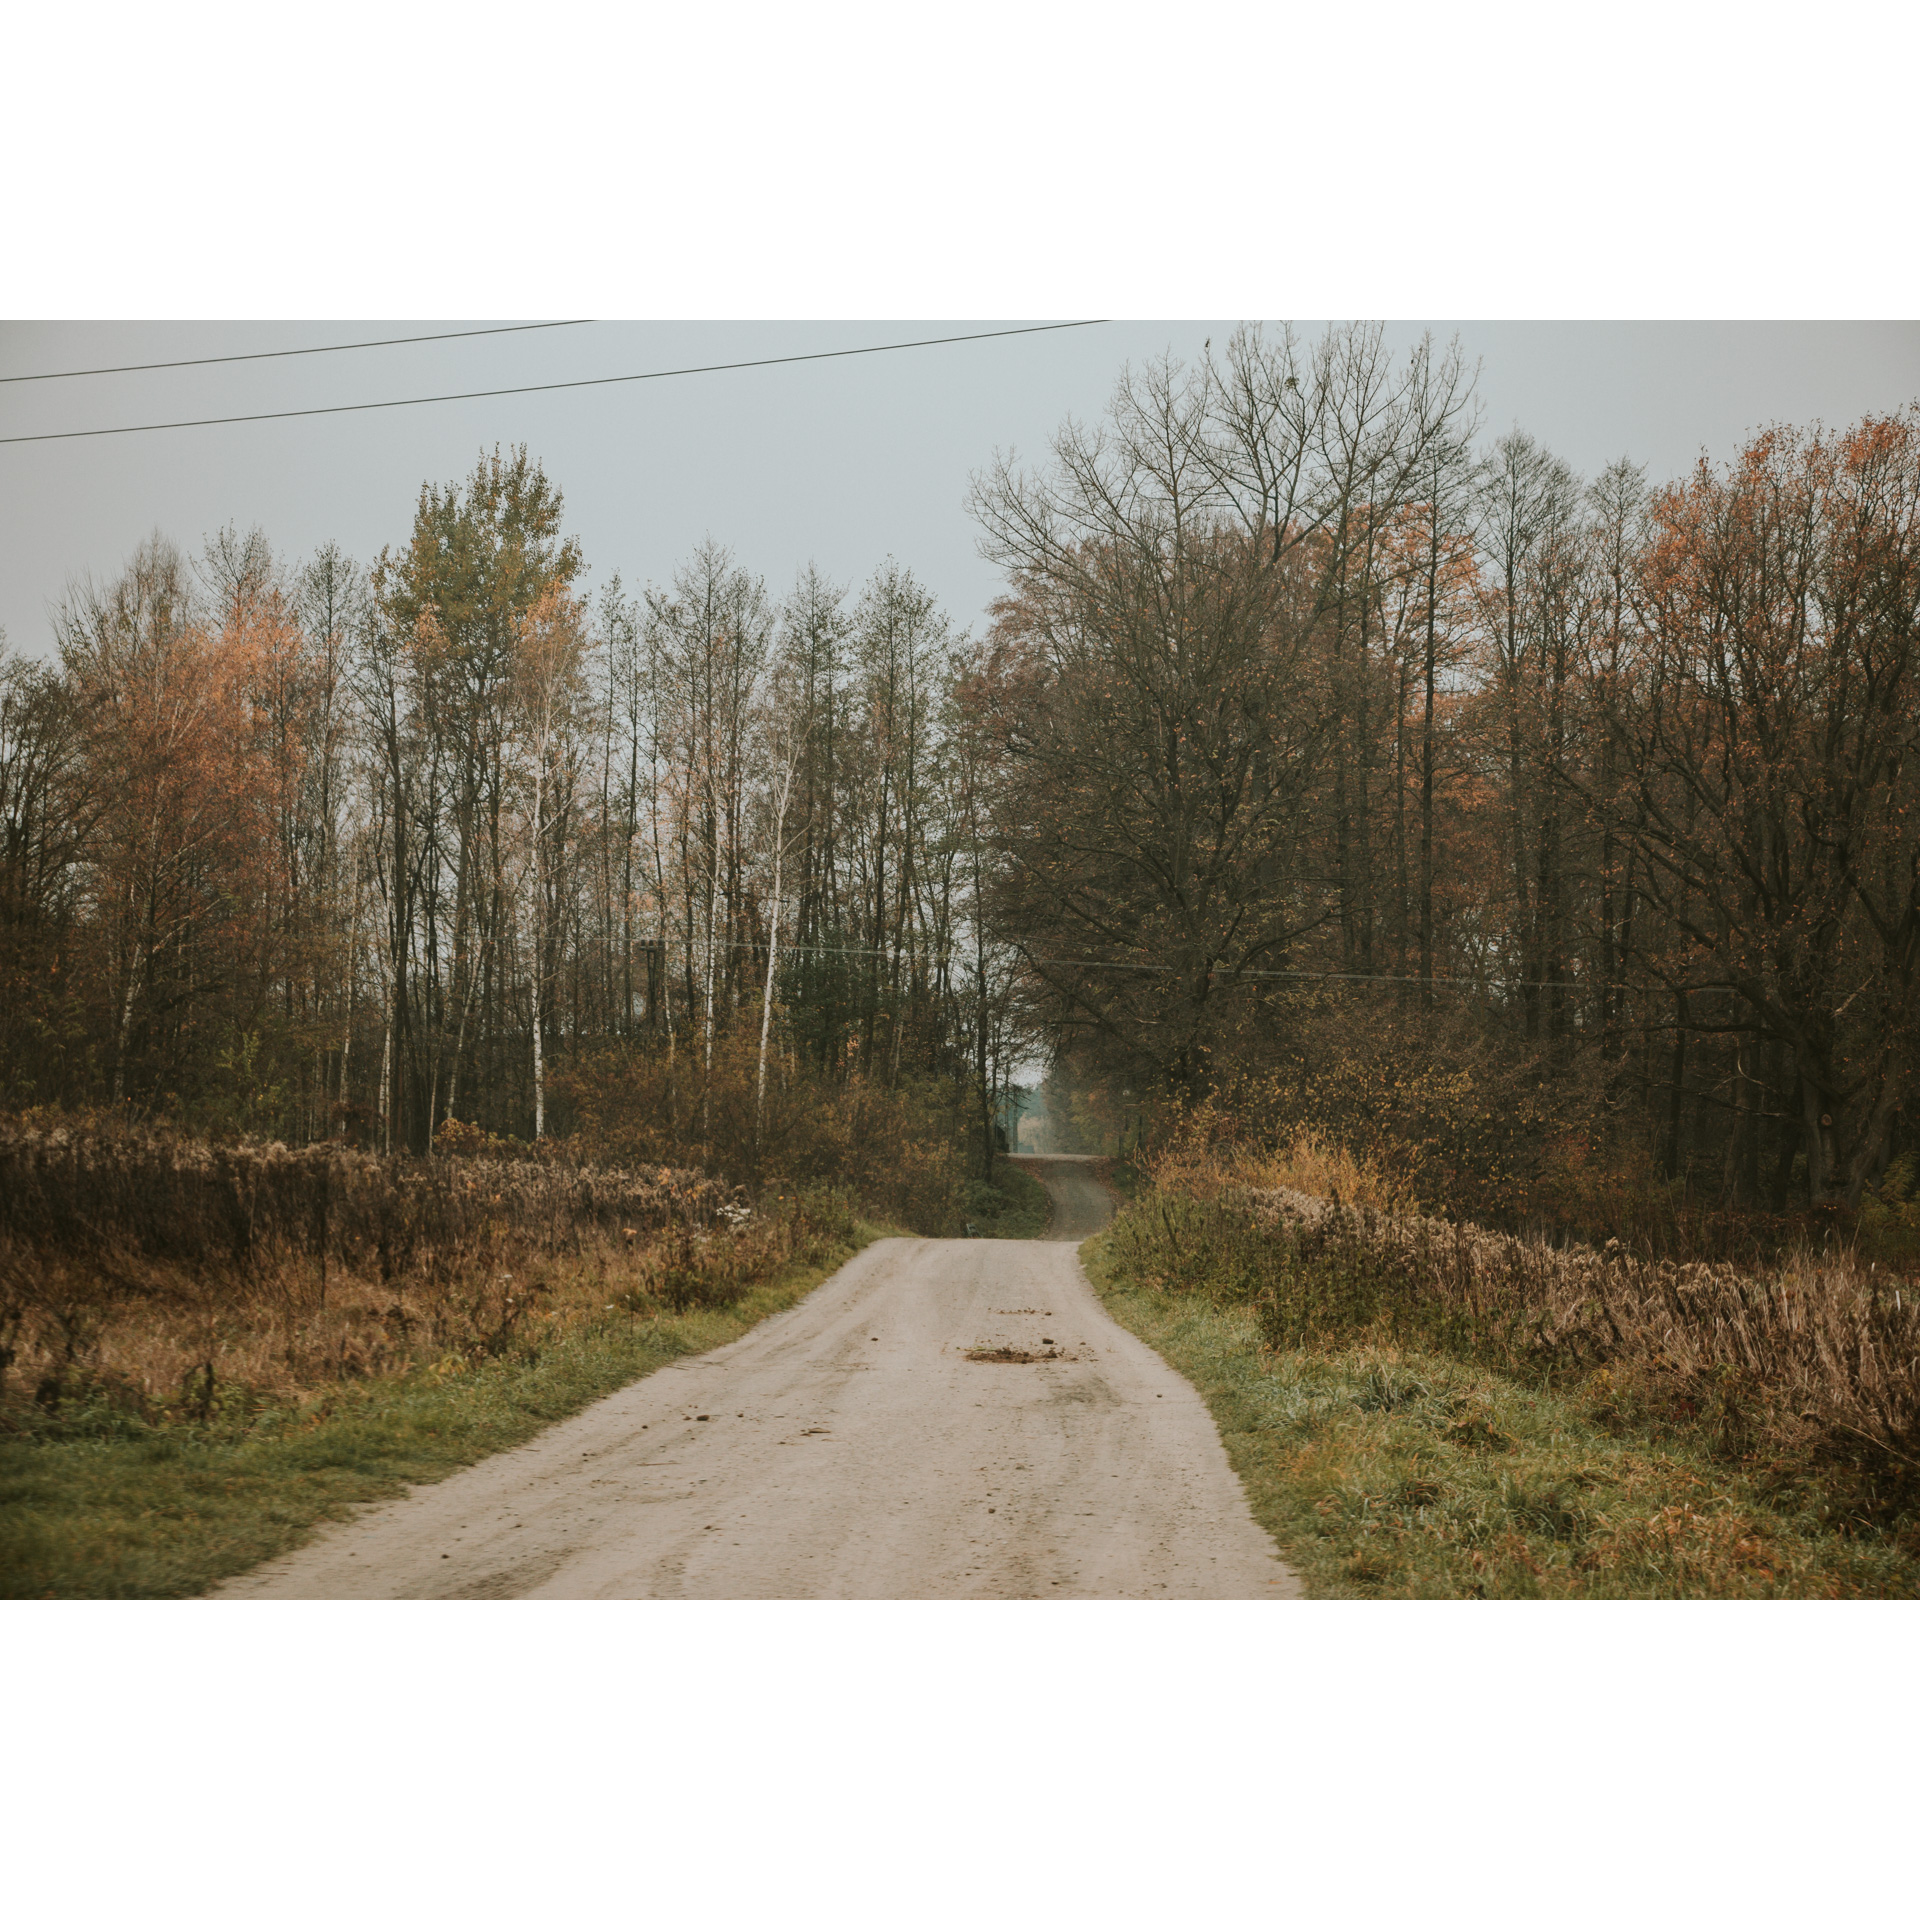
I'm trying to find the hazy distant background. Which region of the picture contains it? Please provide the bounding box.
[4,319,1917,657]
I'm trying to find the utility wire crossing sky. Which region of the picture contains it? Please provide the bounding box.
[0,321,1110,444]
[3,319,1914,665]
[0,321,596,384]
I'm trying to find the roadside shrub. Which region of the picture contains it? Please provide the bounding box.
[1142,1019,1874,1267]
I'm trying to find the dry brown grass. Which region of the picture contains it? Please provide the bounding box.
[1087,1214,1920,1595]
[1230,1184,1920,1477]
[1127,1115,1920,1484]
[0,1115,842,1425]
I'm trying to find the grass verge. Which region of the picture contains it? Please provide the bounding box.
[962,1157,1052,1239]
[1,1219,882,1600]
[1082,1227,1919,1598]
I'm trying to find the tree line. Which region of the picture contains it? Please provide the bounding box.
[0,447,1024,1177]
[7,324,1917,1227]
[970,324,1920,1216]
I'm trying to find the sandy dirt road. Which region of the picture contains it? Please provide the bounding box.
[214,1157,1300,1599]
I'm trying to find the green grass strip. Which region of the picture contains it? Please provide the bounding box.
[1082,1229,1918,1599]
[1,1225,880,1600]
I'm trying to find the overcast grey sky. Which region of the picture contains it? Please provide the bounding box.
[4,319,1917,660]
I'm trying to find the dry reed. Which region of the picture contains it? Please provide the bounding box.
[0,1117,840,1424]
[1115,1145,1920,1491]
[1242,1186,1920,1467]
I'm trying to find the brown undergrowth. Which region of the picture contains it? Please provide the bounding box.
[1148,1053,1920,1270]
[0,1113,841,1432]
[554,1031,968,1235]
[1117,1136,1920,1544]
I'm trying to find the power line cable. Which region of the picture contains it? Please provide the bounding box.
[0,320,595,385]
[0,320,1110,446]
[669,933,1475,988]
[1027,954,1477,987]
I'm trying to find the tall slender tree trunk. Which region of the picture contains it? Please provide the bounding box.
[1419,577,1438,1016]
[530,772,547,1141]
[757,755,797,1146]
[1664,991,1690,1182]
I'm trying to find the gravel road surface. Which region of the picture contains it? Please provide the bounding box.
[214,1156,1300,1599]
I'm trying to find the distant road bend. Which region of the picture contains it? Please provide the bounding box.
[216,1156,1300,1599]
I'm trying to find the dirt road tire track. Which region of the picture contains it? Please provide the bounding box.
[214,1158,1301,1599]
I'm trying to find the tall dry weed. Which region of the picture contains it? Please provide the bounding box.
[0,1115,846,1426]
[1251,1187,1918,1466]
[1112,1153,1920,1503]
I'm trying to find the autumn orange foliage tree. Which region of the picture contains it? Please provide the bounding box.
[54,534,319,1114]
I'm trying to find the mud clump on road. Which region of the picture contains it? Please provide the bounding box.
[964,1344,1077,1364]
